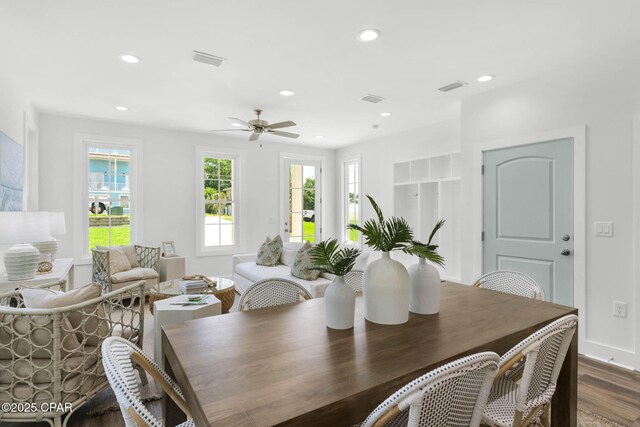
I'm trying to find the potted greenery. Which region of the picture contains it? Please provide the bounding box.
[408,220,445,315]
[347,195,444,324]
[310,239,361,329]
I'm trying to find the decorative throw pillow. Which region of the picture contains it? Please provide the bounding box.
[99,245,140,268]
[280,242,303,266]
[291,241,320,281]
[108,247,132,274]
[256,236,283,267]
[22,283,110,346]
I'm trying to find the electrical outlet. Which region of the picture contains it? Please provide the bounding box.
[594,221,614,237]
[613,301,627,318]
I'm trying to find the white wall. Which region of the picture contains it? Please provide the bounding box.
[38,114,336,284]
[459,69,640,368]
[0,71,39,274]
[336,117,461,266]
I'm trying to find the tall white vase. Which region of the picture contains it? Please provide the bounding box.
[409,257,441,314]
[363,252,410,325]
[325,275,356,329]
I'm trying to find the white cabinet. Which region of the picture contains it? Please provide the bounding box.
[393,153,462,281]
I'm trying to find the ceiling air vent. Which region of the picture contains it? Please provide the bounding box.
[361,94,386,103]
[438,81,468,92]
[193,50,227,67]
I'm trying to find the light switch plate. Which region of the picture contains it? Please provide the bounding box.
[594,221,614,237]
[613,301,627,318]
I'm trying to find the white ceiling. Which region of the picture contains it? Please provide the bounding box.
[2,0,640,148]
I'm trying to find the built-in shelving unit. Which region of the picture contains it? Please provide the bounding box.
[393,152,462,281]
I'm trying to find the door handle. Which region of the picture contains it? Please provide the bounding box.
[561,249,571,256]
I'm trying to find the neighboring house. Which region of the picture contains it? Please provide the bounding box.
[88,149,130,215]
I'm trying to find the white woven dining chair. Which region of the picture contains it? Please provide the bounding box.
[101,336,194,427]
[345,270,364,292]
[473,271,546,301]
[238,278,313,311]
[360,352,500,427]
[480,314,578,427]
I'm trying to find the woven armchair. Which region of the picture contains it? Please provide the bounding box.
[238,278,313,311]
[92,245,160,294]
[481,314,578,427]
[473,270,546,301]
[360,352,500,427]
[0,279,146,427]
[102,337,194,427]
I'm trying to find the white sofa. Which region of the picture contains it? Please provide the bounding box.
[232,242,369,298]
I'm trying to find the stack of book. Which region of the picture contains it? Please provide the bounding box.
[178,279,208,293]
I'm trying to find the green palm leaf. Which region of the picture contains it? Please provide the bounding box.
[310,239,361,276]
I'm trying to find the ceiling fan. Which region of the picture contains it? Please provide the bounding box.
[211,109,299,142]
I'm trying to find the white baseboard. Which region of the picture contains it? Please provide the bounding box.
[580,339,637,370]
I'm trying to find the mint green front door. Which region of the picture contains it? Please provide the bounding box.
[483,138,574,306]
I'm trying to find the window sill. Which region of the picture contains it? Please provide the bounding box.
[196,247,244,257]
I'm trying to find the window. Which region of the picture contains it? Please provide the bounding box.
[197,149,241,254]
[343,157,361,245]
[75,135,141,260]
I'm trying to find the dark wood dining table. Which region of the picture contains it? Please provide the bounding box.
[162,281,578,427]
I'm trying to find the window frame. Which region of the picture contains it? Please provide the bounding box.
[341,154,362,247]
[74,134,143,263]
[196,147,244,256]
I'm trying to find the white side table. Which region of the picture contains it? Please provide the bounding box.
[159,256,186,282]
[153,294,221,367]
[0,258,75,292]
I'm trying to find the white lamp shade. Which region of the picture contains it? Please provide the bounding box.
[48,212,66,235]
[0,212,51,244]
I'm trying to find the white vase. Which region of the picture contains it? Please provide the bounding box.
[4,244,40,281]
[409,257,441,314]
[325,275,356,329]
[363,252,410,325]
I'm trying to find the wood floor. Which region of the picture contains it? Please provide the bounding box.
[577,356,640,426]
[5,299,640,426]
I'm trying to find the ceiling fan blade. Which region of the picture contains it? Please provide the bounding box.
[268,120,296,129]
[210,129,251,132]
[270,130,300,139]
[228,117,251,127]
[249,132,261,142]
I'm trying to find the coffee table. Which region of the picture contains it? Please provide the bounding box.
[150,277,236,314]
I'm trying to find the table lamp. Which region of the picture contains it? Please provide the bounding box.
[0,212,50,281]
[32,212,66,261]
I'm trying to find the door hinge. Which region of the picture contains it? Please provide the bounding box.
[320,227,322,234]
[320,167,322,173]
[481,231,485,241]
[481,165,485,175]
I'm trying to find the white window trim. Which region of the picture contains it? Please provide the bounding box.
[73,134,143,264]
[195,146,245,256]
[340,154,362,248]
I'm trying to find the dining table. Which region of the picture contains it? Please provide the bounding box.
[162,281,578,426]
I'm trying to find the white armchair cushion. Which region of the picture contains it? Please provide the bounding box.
[108,247,131,274]
[97,245,139,268]
[111,267,159,284]
[21,284,109,346]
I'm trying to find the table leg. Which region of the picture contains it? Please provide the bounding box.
[163,348,187,426]
[551,328,578,426]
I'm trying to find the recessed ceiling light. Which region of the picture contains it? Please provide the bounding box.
[231,123,242,127]
[380,112,392,117]
[115,106,128,111]
[477,74,495,82]
[356,29,381,42]
[119,54,140,64]
[279,89,295,97]
[315,135,324,139]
